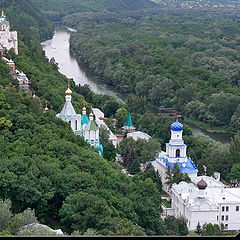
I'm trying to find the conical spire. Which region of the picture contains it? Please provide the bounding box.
[59,83,76,116]
[124,112,134,127]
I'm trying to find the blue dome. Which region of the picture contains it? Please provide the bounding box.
[171,120,183,131]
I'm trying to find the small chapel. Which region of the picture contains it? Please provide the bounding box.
[0,11,18,55]
[56,87,103,156]
[152,120,198,190]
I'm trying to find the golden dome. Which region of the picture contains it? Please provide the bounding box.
[83,107,86,111]
[65,88,72,95]
[44,107,49,112]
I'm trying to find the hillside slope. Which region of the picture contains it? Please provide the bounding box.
[0,0,167,236]
[0,0,53,41]
[31,0,156,16]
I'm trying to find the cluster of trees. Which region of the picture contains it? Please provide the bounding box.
[0,199,38,236]
[0,0,190,236]
[118,137,160,174]
[157,0,240,9]
[61,7,240,130]
[194,222,224,236]
[31,0,156,16]
[0,62,166,236]
[0,0,54,42]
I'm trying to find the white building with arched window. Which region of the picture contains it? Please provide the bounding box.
[152,120,198,191]
[167,176,240,232]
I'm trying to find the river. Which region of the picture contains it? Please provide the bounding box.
[41,27,125,102]
[41,27,233,145]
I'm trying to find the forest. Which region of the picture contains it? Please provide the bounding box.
[31,0,240,186]
[1,0,240,236]
[0,0,194,236]
[61,8,240,131]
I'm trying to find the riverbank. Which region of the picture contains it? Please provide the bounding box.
[41,27,126,103]
[184,118,239,135]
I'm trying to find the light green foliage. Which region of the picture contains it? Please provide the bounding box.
[231,104,240,129]
[0,199,13,231]
[201,223,223,236]
[9,209,38,234]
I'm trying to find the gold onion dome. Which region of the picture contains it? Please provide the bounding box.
[89,112,93,117]
[65,88,72,95]
[83,106,86,111]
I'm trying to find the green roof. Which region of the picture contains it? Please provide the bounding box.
[96,144,104,156]
[90,120,98,131]
[81,114,89,125]
[124,112,134,127]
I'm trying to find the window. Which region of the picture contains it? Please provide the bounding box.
[236,206,239,211]
[226,215,228,221]
[221,215,224,221]
[224,224,228,230]
[176,149,180,157]
[226,206,229,212]
[222,206,225,212]
[75,120,78,130]
[217,216,218,221]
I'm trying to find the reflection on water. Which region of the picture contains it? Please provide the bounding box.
[187,124,233,145]
[41,27,125,103]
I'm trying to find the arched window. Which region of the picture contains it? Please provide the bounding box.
[176,149,180,157]
[75,120,78,130]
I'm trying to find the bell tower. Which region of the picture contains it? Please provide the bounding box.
[166,120,187,163]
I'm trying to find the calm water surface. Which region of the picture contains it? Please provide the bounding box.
[41,27,125,102]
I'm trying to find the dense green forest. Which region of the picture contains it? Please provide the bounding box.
[31,0,156,20]
[61,8,240,130]
[0,0,192,236]
[1,0,240,236]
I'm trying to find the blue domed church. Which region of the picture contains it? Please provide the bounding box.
[152,120,198,190]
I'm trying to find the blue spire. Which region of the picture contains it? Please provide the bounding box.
[171,120,183,131]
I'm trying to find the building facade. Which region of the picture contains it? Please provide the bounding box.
[168,176,240,231]
[56,87,103,155]
[152,120,198,191]
[0,11,18,55]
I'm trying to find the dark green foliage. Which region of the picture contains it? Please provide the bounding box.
[0,0,54,42]
[0,1,166,235]
[119,137,160,166]
[128,159,140,174]
[61,7,240,130]
[195,222,202,235]
[135,164,163,192]
[166,164,191,187]
[31,0,156,16]
[164,216,188,236]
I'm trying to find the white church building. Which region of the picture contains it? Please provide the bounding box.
[152,120,198,191]
[56,87,103,155]
[167,176,240,232]
[0,11,18,55]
